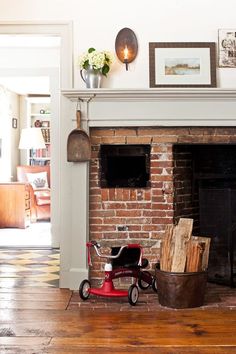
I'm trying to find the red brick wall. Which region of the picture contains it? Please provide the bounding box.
[89,127,236,284]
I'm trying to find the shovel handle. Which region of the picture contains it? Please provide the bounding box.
[76,110,81,129]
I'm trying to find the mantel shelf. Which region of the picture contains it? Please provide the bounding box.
[62,88,236,102]
[62,88,236,127]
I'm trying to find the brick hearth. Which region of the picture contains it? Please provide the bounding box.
[89,126,236,284]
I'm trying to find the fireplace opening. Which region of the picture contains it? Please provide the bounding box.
[100,144,151,188]
[173,144,236,287]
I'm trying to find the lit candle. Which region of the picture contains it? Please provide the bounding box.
[124,45,129,60]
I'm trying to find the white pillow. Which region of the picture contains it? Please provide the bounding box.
[26,172,49,190]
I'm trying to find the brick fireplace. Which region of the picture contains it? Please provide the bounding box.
[89,126,236,286]
[62,88,236,289]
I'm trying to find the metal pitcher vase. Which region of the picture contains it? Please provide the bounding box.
[80,65,103,88]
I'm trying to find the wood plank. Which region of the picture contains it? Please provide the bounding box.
[186,241,205,272]
[0,300,69,310]
[0,287,70,294]
[160,224,174,271]
[178,218,193,238]
[0,337,51,346]
[0,292,71,302]
[171,226,188,272]
[0,308,233,349]
[1,344,236,354]
[46,347,236,354]
[192,236,211,271]
[171,218,193,272]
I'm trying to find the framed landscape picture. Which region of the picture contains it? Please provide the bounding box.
[149,42,216,88]
[218,29,236,67]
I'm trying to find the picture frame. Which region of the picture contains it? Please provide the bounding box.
[218,29,236,67]
[12,118,17,129]
[41,121,50,128]
[149,42,216,88]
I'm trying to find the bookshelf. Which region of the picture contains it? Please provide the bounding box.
[26,96,51,166]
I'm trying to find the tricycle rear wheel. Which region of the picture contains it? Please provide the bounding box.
[152,277,157,292]
[138,271,151,290]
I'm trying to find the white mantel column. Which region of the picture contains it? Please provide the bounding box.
[59,95,89,289]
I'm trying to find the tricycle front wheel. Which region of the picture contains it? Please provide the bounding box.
[79,279,91,300]
[128,284,139,306]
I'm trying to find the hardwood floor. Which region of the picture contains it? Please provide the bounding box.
[0,249,235,353]
[0,284,236,353]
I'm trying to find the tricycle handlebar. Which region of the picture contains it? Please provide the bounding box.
[93,244,128,260]
[86,241,142,266]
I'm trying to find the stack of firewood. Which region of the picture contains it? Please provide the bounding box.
[160,218,211,272]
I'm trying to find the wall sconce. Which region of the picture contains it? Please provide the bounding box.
[115,28,138,71]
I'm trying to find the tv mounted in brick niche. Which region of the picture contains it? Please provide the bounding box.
[100,144,151,188]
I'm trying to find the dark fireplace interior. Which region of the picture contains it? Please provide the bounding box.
[100,144,151,188]
[173,144,236,287]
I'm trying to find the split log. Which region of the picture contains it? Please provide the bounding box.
[160,225,174,271]
[171,218,193,272]
[191,236,211,271]
[159,219,211,273]
[185,241,205,272]
[160,218,193,272]
[178,218,193,239]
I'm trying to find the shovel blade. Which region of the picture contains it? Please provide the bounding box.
[67,131,91,162]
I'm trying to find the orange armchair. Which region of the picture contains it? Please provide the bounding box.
[16,165,51,222]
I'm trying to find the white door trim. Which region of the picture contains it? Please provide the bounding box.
[0,22,73,278]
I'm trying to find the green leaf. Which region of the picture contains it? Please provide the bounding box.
[83,60,89,70]
[102,64,110,76]
[88,47,96,53]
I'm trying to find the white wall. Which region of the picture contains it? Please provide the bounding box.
[0,0,236,89]
[10,91,20,181]
[0,86,19,181]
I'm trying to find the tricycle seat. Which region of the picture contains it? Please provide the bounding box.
[111,247,148,269]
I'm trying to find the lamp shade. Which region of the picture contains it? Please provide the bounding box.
[18,128,46,149]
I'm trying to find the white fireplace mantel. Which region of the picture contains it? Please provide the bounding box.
[60,88,236,290]
[62,88,236,127]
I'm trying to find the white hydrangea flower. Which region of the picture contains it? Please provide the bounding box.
[78,48,113,76]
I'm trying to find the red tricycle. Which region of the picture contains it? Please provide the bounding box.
[79,241,157,306]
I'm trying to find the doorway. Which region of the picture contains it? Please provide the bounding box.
[0,22,73,288]
[0,35,59,248]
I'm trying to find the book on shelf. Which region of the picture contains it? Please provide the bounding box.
[41,128,50,143]
[30,145,50,159]
[30,159,50,166]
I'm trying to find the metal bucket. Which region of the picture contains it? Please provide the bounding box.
[155,265,208,309]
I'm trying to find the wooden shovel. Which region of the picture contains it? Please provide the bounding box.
[67,110,91,162]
